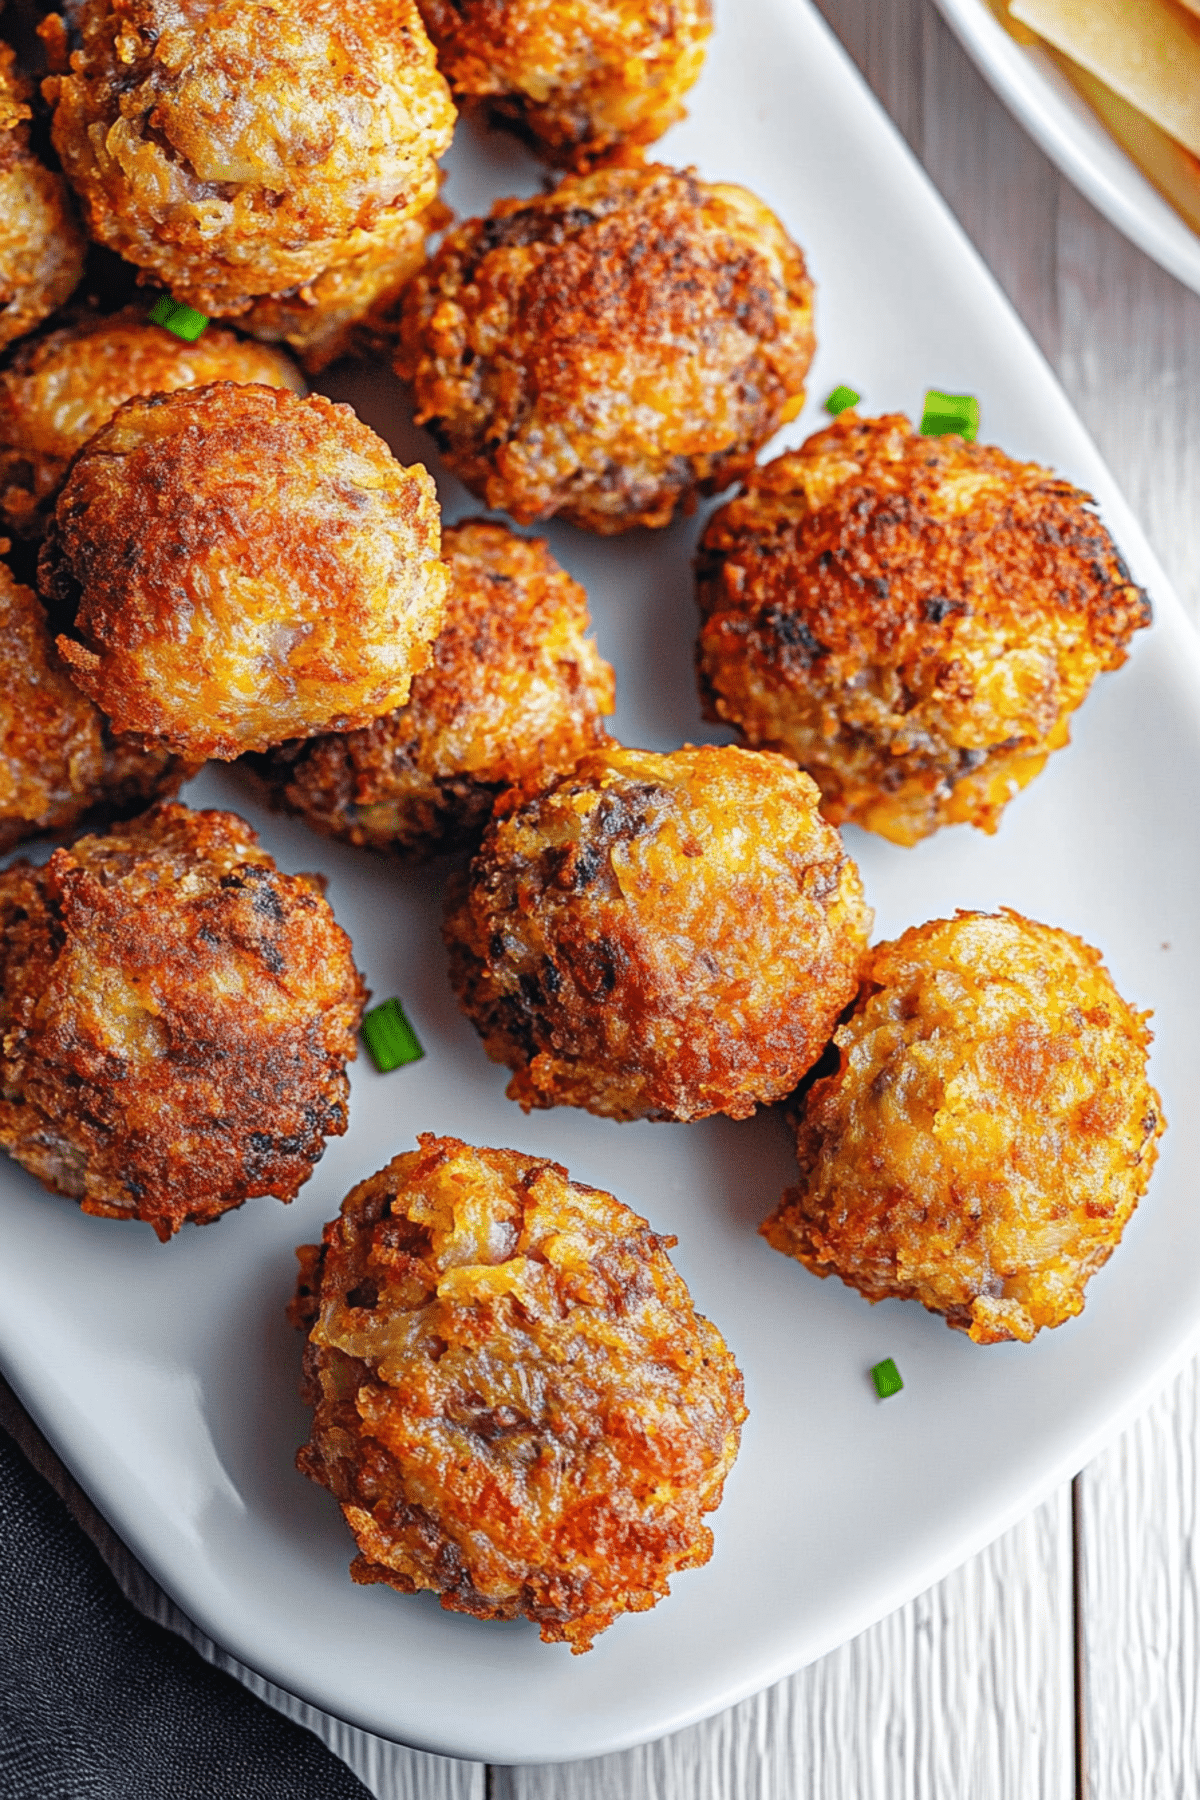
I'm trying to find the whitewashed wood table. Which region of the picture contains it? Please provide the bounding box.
[7,1,1200,1794]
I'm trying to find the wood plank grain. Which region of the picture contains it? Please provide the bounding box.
[810,0,926,151]
[496,1488,1075,1800]
[918,6,1063,360]
[1076,1358,1200,1799]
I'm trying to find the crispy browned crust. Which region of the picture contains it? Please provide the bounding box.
[0,42,85,351]
[415,0,711,168]
[237,195,451,374]
[289,1134,747,1651]
[43,0,456,317]
[762,911,1165,1344]
[695,412,1153,845]
[0,306,306,541]
[251,519,615,857]
[443,741,872,1121]
[397,163,815,534]
[38,382,449,760]
[0,549,187,852]
[0,801,366,1239]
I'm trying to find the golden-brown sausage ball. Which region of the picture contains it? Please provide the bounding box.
[761,911,1165,1344]
[0,42,85,351]
[289,1134,747,1651]
[0,306,306,541]
[43,0,455,319]
[397,163,815,534]
[696,413,1152,846]
[0,801,366,1240]
[0,547,187,852]
[415,0,711,168]
[252,519,615,857]
[38,383,449,761]
[444,742,872,1121]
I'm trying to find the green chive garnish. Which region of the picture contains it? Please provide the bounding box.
[871,1357,904,1399]
[148,295,209,342]
[920,389,980,441]
[824,384,861,416]
[360,997,424,1073]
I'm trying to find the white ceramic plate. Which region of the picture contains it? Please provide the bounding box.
[933,0,1200,297]
[4,0,1200,1766]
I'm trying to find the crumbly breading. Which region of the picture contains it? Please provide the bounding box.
[0,42,85,351]
[290,1134,747,1651]
[0,306,305,541]
[444,742,872,1122]
[0,549,186,852]
[251,519,615,857]
[39,383,449,760]
[415,0,711,167]
[762,911,1165,1344]
[43,0,455,317]
[397,163,815,533]
[696,412,1152,844]
[0,801,366,1239]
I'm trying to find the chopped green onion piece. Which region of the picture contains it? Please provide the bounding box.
[920,389,980,441]
[824,383,861,416]
[148,295,209,342]
[871,1357,904,1399]
[360,997,424,1073]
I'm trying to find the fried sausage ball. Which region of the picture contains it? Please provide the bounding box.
[0,306,305,541]
[252,520,615,858]
[43,0,455,320]
[0,42,85,351]
[761,911,1165,1345]
[695,413,1153,845]
[0,801,366,1239]
[288,1134,747,1651]
[415,0,711,168]
[397,164,815,534]
[444,742,872,1121]
[0,547,186,852]
[38,383,449,761]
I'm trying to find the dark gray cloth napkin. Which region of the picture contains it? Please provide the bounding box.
[0,1422,372,1800]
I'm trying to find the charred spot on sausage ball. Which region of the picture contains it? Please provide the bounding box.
[444,742,872,1122]
[696,412,1151,844]
[0,802,366,1239]
[397,163,815,534]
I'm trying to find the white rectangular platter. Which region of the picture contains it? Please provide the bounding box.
[3,0,1200,1766]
